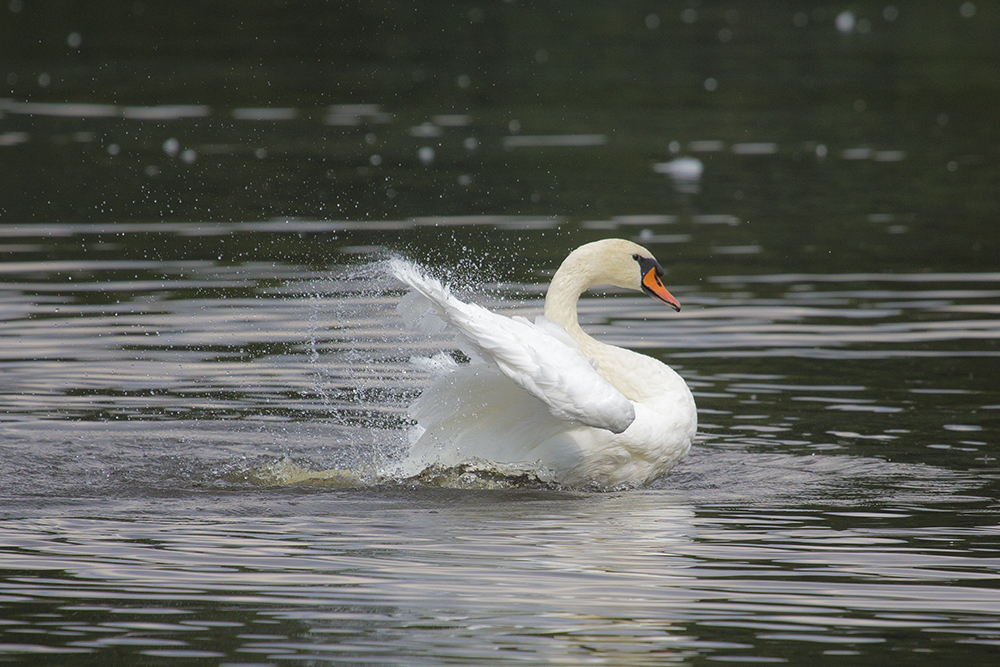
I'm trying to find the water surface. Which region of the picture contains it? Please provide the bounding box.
[2,3,1000,664]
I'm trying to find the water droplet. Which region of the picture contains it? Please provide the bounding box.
[162,137,179,156]
[836,10,856,34]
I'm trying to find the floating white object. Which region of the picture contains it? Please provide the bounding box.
[653,156,704,181]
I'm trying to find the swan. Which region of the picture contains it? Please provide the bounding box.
[388,239,697,487]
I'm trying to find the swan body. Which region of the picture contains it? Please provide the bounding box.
[389,239,697,487]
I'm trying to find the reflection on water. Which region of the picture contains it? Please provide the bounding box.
[0,485,997,664]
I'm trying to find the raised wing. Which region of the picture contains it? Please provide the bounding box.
[390,259,635,433]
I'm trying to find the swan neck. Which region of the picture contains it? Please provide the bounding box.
[543,259,593,345]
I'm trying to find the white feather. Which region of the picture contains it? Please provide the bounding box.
[386,240,698,488]
[389,259,634,433]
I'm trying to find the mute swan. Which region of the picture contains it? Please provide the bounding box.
[389,239,697,487]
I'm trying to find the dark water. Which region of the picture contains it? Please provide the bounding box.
[2,3,1000,664]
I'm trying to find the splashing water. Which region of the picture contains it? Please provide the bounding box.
[271,257,566,490]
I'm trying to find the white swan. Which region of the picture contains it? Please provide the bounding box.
[388,239,697,487]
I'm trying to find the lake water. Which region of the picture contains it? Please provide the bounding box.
[2,3,999,665]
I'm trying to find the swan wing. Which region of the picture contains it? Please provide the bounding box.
[390,259,635,433]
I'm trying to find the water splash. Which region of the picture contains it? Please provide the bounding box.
[290,256,582,490]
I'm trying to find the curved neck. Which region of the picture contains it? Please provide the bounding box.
[543,253,599,352]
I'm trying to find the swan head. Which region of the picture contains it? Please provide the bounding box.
[553,239,681,312]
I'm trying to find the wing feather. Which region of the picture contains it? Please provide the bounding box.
[390,259,635,433]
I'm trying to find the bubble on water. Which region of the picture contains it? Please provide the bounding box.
[369,154,382,166]
[67,32,82,48]
[463,137,478,152]
[181,148,197,164]
[508,119,521,134]
[457,74,471,88]
[704,77,718,92]
[417,146,435,165]
[106,143,120,156]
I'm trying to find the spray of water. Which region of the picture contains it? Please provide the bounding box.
[255,255,562,490]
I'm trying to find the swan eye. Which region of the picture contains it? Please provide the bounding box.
[632,253,641,261]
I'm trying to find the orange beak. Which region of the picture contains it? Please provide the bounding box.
[642,267,681,312]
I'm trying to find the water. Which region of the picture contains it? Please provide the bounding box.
[2,3,1000,664]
